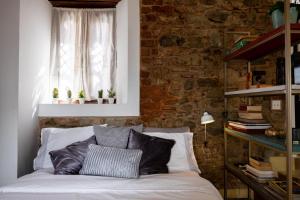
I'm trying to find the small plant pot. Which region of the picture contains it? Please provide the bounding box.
[79,98,85,104]
[97,98,103,104]
[108,98,115,104]
[67,98,72,104]
[52,98,59,104]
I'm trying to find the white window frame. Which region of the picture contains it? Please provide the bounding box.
[38,0,140,117]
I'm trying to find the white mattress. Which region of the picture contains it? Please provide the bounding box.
[0,169,223,200]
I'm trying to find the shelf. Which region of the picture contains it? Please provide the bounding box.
[225,127,300,153]
[225,85,300,97]
[38,104,140,117]
[224,24,300,61]
[225,163,284,200]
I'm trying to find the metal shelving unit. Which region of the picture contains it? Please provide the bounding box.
[223,1,298,199]
[225,162,284,200]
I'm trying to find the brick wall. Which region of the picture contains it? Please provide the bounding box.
[40,0,275,189]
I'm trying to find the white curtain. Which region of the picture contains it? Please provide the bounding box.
[50,8,116,100]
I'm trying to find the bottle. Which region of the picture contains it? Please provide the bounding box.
[276,46,293,85]
[276,57,285,85]
[292,44,300,84]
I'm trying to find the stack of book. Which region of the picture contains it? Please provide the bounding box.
[242,160,277,183]
[264,181,300,199]
[249,157,272,171]
[227,105,272,134]
[238,105,263,121]
[228,121,272,134]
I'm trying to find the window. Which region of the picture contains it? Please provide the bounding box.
[39,0,140,117]
[50,8,116,100]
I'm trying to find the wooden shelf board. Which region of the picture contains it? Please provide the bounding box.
[225,127,300,153]
[224,24,300,61]
[225,163,284,200]
[225,85,300,97]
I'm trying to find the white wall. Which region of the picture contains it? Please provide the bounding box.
[116,0,140,108]
[0,0,20,186]
[126,0,140,115]
[18,0,52,176]
[116,0,129,104]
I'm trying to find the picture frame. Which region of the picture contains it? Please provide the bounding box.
[252,70,266,85]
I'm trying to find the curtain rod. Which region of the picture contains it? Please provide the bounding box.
[53,7,116,12]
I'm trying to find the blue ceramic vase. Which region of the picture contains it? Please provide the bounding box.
[271,9,284,28]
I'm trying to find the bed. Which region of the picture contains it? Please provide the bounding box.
[0,126,223,200]
[0,169,222,200]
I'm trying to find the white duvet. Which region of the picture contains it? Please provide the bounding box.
[0,169,222,200]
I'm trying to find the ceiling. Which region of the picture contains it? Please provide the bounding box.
[48,0,121,8]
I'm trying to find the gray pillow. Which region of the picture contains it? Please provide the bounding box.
[79,144,142,179]
[143,127,190,133]
[93,125,143,149]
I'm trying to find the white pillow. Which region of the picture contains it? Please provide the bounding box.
[143,132,200,173]
[34,126,103,170]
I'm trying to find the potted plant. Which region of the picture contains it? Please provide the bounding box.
[52,88,59,104]
[78,90,85,104]
[97,89,103,104]
[67,89,72,104]
[107,88,116,104]
[269,1,284,29]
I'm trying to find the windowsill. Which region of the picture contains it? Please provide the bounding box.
[38,103,140,117]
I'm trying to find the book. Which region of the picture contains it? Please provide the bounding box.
[268,181,300,196]
[242,170,275,183]
[249,157,272,171]
[250,157,271,166]
[229,120,271,126]
[228,121,271,130]
[227,126,266,134]
[239,105,262,112]
[250,84,273,89]
[246,164,277,178]
[268,181,287,195]
[264,185,286,199]
[238,112,263,120]
[234,35,257,44]
[237,118,267,124]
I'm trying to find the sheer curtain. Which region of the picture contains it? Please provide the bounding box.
[50,8,116,100]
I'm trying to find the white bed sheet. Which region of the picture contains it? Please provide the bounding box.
[0,169,222,200]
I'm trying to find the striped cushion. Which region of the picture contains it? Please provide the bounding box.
[80,144,142,179]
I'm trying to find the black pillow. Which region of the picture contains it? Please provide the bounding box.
[127,129,175,175]
[49,136,97,175]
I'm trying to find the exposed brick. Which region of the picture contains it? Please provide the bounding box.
[40,0,275,191]
[141,40,156,47]
[206,10,229,23]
